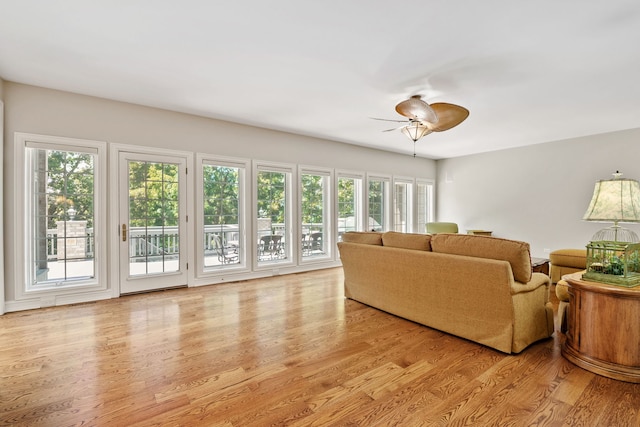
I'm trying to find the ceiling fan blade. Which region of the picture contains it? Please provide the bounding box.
[370,117,409,123]
[427,103,469,132]
[395,95,437,123]
[382,125,406,132]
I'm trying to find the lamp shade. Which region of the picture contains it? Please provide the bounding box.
[401,122,432,142]
[583,173,640,223]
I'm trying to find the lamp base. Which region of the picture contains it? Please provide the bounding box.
[590,225,639,243]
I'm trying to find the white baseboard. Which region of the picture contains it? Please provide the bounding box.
[4,289,114,313]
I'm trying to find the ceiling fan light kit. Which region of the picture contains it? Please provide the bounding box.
[401,121,432,142]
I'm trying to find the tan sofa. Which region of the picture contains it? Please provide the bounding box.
[337,231,554,354]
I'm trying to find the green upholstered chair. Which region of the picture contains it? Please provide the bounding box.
[426,222,459,234]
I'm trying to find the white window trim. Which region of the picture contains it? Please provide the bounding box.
[14,133,108,302]
[253,160,296,270]
[366,173,392,232]
[108,143,194,296]
[195,153,250,277]
[298,165,334,263]
[393,176,415,233]
[335,169,365,240]
[416,179,435,233]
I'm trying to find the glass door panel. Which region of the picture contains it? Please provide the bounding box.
[119,152,187,293]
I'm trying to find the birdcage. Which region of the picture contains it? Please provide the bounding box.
[583,241,640,287]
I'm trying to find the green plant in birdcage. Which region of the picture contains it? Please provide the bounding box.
[605,255,624,275]
[628,252,640,273]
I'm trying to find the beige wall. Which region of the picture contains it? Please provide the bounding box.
[0,78,4,314]
[4,82,435,175]
[436,128,640,257]
[2,82,436,305]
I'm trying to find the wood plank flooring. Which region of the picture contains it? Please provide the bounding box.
[1,267,639,426]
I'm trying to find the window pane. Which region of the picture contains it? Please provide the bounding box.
[337,177,361,241]
[393,182,412,233]
[203,165,241,268]
[301,173,327,258]
[28,148,96,286]
[257,170,288,263]
[128,161,180,276]
[368,179,388,231]
[416,182,433,233]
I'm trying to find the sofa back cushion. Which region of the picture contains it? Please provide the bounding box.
[431,234,532,283]
[342,231,383,245]
[382,231,432,251]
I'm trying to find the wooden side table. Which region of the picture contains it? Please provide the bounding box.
[531,258,550,276]
[467,230,492,236]
[561,272,640,383]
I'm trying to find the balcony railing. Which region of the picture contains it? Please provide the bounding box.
[45,222,329,263]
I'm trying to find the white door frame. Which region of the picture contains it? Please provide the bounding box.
[109,144,194,295]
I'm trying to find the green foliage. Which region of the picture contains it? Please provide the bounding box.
[128,161,179,227]
[301,174,324,225]
[39,149,95,229]
[257,170,286,225]
[203,165,239,226]
[337,177,355,218]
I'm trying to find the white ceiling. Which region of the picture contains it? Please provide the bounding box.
[1,1,640,159]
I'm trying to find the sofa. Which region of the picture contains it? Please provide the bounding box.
[337,231,554,354]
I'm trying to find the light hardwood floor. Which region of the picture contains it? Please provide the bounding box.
[1,267,639,426]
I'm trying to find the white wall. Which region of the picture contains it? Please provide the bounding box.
[437,128,640,257]
[2,82,436,305]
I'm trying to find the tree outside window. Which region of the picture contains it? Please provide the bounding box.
[203,165,241,267]
[301,173,327,257]
[29,148,96,285]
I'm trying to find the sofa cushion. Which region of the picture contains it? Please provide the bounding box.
[549,249,587,269]
[382,231,432,251]
[431,234,532,283]
[342,231,383,245]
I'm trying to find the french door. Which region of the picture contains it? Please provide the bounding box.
[118,151,188,293]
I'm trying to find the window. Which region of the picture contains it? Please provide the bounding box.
[416,180,434,233]
[367,176,390,231]
[300,169,330,260]
[255,164,292,265]
[393,179,413,233]
[128,160,180,274]
[20,135,106,293]
[201,160,245,270]
[337,174,363,241]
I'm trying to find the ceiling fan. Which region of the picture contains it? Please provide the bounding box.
[373,95,469,155]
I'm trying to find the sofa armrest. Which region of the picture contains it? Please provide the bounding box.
[510,272,550,295]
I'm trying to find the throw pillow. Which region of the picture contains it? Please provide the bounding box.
[341,231,383,245]
[431,234,532,283]
[382,231,432,251]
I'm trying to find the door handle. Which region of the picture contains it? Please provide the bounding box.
[122,224,127,242]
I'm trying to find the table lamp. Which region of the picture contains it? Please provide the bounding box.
[582,171,640,286]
